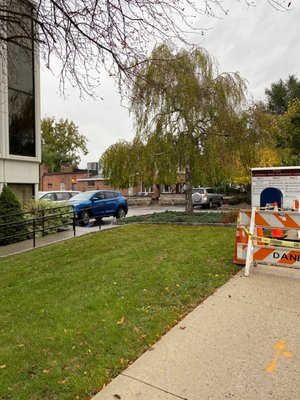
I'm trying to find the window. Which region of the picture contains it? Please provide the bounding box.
[41,193,56,201]
[60,183,66,190]
[7,0,36,157]
[163,185,171,193]
[192,188,204,194]
[94,192,105,200]
[88,181,95,187]
[56,192,70,201]
[47,183,53,188]
[105,191,118,199]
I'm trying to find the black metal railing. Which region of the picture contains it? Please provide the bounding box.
[0,204,110,248]
[0,205,76,248]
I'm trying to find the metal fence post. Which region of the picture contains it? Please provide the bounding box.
[33,218,36,248]
[42,209,45,237]
[4,215,7,246]
[73,209,76,237]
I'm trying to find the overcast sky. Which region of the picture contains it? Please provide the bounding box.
[40,0,299,169]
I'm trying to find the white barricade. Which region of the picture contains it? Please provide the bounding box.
[237,207,300,276]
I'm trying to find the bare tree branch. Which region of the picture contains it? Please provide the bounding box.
[0,0,293,98]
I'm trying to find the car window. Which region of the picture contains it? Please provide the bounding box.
[93,192,105,200]
[56,192,70,201]
[105,191,118,199]
[206,188,214,194]
[192,189,204,194]
[70,192,92,201]
[41,193,56,201]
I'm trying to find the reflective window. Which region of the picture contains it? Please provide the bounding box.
[192,189,204,194]
[56,193,70,201]
[8,90,35,156]
[41,193,56,201]
[105,192,118,199]
[7,0,36,157]
[8,44,33,94]
[94,192,105,200]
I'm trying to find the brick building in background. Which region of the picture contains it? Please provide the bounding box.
[39,163,180,199]
[40,164,89,191]
[39,163,139,196]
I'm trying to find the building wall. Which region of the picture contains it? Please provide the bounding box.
[41,170,89,191]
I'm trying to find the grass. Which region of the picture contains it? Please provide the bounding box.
[0,224,238,400]
[119,210,238,224]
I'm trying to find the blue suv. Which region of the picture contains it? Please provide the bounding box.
[68,190,128,226]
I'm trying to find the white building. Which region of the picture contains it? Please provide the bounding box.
[0,0,41,204]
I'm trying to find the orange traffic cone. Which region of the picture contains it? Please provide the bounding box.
[233,227,248,265]
[272,228,284,239]
[274,201,278,211]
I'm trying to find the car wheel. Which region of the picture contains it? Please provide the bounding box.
[80,210,90,226]
[209,199,213,209]
[116,207,126,219]
[218,198,223,208]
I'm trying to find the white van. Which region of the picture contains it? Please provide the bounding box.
[37,191,81,202]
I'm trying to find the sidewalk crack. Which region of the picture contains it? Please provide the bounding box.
[121,373,188,399]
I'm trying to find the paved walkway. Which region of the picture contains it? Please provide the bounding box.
[93,265,300,400]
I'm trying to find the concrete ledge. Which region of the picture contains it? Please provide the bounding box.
[127,197,152,206]
[158,194,185,206]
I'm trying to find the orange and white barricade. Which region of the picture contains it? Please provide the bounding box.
[244,207,300,276]
[234,207,300,275]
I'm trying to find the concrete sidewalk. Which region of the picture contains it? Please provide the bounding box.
[93,265,300,400]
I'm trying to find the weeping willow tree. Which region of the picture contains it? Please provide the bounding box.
[101,50,280,211]
[127,44,247,214]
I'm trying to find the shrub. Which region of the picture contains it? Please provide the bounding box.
[24,200,73,237]
[221,211,238,224]
[0,185,28,245]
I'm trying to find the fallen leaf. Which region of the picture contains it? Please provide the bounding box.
[114,395,121,399]
[43,369,51,374]
[0,365,6,369]
[179,326,186,330]
[59,379,68,385]
[117,317,125,325]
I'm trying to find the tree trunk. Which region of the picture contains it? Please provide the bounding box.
[185,164,193,215]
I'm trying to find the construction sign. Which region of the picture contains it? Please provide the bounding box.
[235,206,300,275]
[252,245,300,268]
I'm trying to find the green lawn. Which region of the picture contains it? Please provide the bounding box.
[119,210,238,224]
[0,224,238,400]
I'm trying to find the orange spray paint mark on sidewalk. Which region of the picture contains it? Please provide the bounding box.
[265,339,293,373]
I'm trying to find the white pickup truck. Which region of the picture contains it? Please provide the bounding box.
[192,187,223,208]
